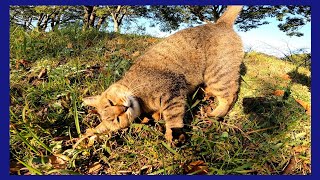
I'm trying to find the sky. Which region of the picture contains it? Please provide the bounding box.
[122,17,311,58]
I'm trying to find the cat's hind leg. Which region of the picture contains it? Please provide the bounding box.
[204,71,240,118]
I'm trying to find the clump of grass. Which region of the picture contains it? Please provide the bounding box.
[10,27,311,175]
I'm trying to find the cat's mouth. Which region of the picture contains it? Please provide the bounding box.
[123,98,132,109]
[124,96,141,118]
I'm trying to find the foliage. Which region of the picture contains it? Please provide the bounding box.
[10,5,310,36]
[149,5,310,36]
[275,6,311,37]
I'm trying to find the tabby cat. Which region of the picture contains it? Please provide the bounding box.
[79,6,244,146]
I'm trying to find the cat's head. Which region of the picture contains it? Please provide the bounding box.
[83,84,141,131]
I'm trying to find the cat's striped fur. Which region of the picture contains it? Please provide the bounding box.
[81,6,244,146]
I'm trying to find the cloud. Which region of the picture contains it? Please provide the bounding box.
[239,31,310,57]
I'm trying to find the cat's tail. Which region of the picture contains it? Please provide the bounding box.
[216,5,243,27]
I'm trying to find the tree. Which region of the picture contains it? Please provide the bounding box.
[150,5,310,37]
[82,6,95,31]
[10,5,310,36]
[10,6,36,30]
[273,6,310,37]
[34,6,66,31]
[104,5,149,33]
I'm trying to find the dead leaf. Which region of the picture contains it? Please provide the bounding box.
[53,154,70,161]
[273,90,285,96]
[141,117,150,124]
[118,170,132,175]
[263,163,274,173]
[67,42,73,49]
[152,111,161,121]
[15,59,30,69]
[140,165,152,174]
[48,154,67,169]
[204,106,213,114]
[37,68,48,79]
[88,109,99,114]
[87,135,98,147]
[36,107,48,119]
[281,74,291,80]
[283,157,297,174]
[131,51,140,58]
[295,99,311,115]
[293,146,309,154]
[88,162,102,174]
[60,99,69,109]
[183,160,208,175]
[10,161,25,174]
[302,160,311,174]
[31,79,42,86]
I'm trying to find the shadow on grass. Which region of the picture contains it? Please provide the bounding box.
[287,70,311,90]
[240,62,247,76]
[242,96,307,137]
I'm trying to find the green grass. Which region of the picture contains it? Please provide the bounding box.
[10,26,311,175]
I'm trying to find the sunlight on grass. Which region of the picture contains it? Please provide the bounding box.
[10,26,311,175]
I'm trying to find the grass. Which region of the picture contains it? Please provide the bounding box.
[10,25,311,175]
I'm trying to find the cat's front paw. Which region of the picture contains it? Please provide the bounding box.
[164,128,187,147]
[164,128,174,146]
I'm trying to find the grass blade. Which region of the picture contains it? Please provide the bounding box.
[15,129,39,155]
[16,158,42,175]
[72,92,81,136]
[25,125,52,153]
[161,141,180,157]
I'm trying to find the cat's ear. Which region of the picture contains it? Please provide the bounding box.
[83,95,100,107]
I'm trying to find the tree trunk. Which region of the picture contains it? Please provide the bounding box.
[83,6,94,31]
[109,5,127,33]
[96,16,106,30]
[89,6,96,28]
[113,21,119,32]
[37,13,44,30]
[27,17,32,29]
[55,13,62,30]
[51,15,55,30]
[41,15,50,31]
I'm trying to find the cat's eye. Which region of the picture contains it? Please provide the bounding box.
[116,116,120,123]
[108,99,115,106]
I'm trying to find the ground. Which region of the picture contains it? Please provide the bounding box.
[10,26,311,175]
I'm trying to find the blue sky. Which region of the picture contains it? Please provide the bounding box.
[237,18,311,57]
[122,16,311,58]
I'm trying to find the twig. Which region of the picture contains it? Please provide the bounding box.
[221,122,251,140]
[245,126,278,135]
